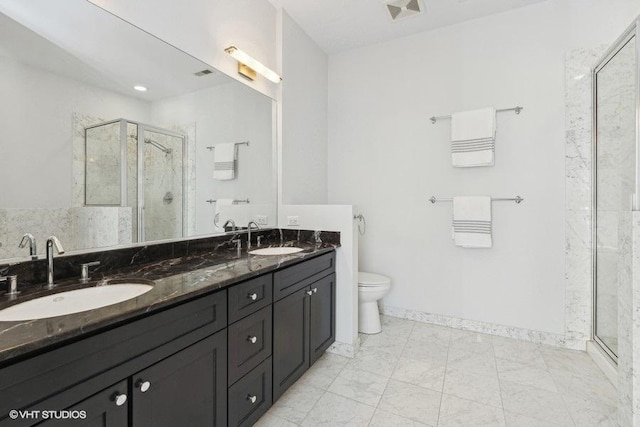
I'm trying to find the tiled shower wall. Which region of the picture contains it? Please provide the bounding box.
[72,114,196,242]
[565,45,640,427]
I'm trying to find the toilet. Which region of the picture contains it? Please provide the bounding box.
[358,272,392,334]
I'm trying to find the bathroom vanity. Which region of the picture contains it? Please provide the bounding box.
[0,231,337,427]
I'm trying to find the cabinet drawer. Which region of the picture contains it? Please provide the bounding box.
[228,274,272,323]
[273,252,335,301]
[228,306,272,385]
[228,357,272,427]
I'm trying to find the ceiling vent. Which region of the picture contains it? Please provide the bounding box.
[194,69,214,77]
[385,0,424,21]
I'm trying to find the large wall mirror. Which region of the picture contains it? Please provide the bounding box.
[0,0,277,261]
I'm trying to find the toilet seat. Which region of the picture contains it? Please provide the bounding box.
[358,272,391,287]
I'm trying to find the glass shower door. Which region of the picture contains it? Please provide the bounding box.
[140,127,185,242]
[593,35,637,359]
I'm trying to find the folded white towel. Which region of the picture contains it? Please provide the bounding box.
[451,107,496,167]
[452,196,492,248]
[214,198,234,232]
[213,143,236,180]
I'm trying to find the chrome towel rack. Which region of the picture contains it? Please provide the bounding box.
[429,196,524,204]
[206,141,250,151]
[206,198,250,204]
[430,106,523,124]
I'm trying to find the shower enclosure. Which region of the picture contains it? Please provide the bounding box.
[592,24,638,362]
[84,119,187,243]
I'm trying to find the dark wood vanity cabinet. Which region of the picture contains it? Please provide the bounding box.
[131,331,227,427]
[273,253,336,400]
[0,250,336,427]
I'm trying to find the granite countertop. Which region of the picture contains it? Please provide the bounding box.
[0,240,337,365]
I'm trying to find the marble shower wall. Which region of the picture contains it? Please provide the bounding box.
[566,43,640,427]
[72,114,196,242]
[564,47,602,345]
[0,207,131,260]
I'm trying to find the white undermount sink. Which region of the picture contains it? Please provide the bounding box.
[0,282,153,322]
[248,247,304,256]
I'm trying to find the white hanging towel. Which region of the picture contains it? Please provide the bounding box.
[213,143,236,180]
[452,196,492,248]
[451,107,496,168]
[214,198,234,232]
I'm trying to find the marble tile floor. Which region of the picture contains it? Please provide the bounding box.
[258,316,617,427]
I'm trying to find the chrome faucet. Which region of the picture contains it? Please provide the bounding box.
[45,236,64,289]
[247,221,260,250]
[19,233,37,260]
[223,219,237,231]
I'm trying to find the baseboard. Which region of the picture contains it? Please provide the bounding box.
[327,336,361,358]
[586,340,617,387]
[381,305,586,350]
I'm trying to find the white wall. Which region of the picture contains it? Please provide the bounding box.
[151,82,276,234]
[327,0,640,336]
[280,11,329,204]
[0,57,150,208]
[89,0,279,99]
[279,205,358,349]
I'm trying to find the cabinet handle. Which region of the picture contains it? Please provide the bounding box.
[312,288,318,294]
[136,379,151,393]
[247,394,257,404]
[113,393,127,406]
[247,293,258,301]
[306,290,313,296]
[247,336,258,344]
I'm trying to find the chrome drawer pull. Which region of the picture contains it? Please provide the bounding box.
[247,293,258,301]
[113,393,127,406]
[247,394,257,404]
[136,379,151,393]
[247,336,258,344]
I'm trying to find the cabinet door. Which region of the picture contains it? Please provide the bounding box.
[35,380,128,427]
[309,273,336,365]
[131,331,227,427]
[272,287,310,400]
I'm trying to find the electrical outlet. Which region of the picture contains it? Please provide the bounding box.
[255,215,268,225]
[287,216,299,226]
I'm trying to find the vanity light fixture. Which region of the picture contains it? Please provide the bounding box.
[224,46,282,83]
[133,85,147,92]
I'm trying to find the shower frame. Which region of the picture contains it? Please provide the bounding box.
[591,18,640,364]
[84,118,188,242]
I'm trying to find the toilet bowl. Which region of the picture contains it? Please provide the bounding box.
[358,272,391,334]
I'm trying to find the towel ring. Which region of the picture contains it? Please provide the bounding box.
[353,214,366,235]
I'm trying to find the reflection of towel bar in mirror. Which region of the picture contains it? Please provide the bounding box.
[429,106,523,124]
[206,199,250,204]
[206,141,250,150]
[429,196,524,204]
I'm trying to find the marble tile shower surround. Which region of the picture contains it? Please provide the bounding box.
[0,207,132,260]
[0,229,340,290]
[72,113,196,242]
[566,45,639,427]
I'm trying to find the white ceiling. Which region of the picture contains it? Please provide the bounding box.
[268,0,549,54]
[0,0,231,102]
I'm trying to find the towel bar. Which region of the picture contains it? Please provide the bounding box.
[206,141,250,150]
[429,196,524,204]
[430,106,523,124]
[205,198,250,204]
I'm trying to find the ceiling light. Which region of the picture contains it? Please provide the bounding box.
[224,46,282,83]
[133,85,147,92]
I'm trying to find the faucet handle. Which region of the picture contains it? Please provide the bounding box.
[0,275,19,296]
[80,261,101,283]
